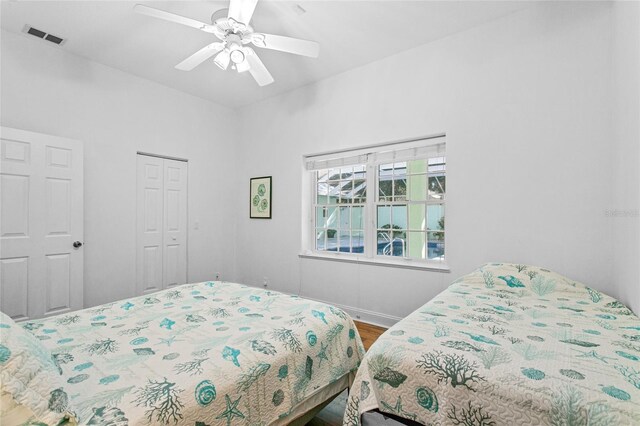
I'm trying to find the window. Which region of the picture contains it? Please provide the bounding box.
[315,165,366,253]
[305,136,446,267]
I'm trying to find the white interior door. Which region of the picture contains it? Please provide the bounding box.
[163,159,187,288]
[136,154,187,295]
[136,155,164,294]
[0,127,83,321]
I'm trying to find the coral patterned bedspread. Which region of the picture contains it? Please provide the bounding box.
[22,281,364,425]
[345,263,640,426]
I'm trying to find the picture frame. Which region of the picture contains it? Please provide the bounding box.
[250,176,272,219]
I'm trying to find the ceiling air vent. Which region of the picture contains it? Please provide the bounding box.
[22,25,65,45]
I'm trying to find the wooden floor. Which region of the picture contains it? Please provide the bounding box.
[308,320,387,425]
[354,320,387,351]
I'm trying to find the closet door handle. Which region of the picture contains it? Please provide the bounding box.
[73,241,83,248]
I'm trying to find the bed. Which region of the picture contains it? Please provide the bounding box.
[1,280,365,425]
[345,263,640,426]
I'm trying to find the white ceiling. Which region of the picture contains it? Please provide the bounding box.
[1,1,530,108]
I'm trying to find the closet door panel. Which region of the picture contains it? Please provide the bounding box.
[136,155,188,295]
[136,155,164,295]
[163,160,187,288]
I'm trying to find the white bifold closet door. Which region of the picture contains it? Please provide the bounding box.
[0,127,84,321]
[136,154,188,295]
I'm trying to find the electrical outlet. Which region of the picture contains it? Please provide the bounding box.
[263,277,268,288]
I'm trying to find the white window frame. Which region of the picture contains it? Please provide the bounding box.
[301,135,449,272]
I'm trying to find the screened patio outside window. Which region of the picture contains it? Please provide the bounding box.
[305,136,446,267]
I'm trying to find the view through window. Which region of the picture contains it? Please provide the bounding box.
[308,138,446,264]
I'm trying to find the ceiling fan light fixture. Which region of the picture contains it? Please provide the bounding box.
[229,46,245,64]
[214,49,231,70]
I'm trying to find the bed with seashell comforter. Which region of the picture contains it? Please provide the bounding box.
[18,280,364,425]
[344,263,640,426]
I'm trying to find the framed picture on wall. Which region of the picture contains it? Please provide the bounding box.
[250,176,272,219]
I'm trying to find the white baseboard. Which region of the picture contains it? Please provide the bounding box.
[298,295,402,328]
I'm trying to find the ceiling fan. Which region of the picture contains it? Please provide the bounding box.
[134,0,319,87]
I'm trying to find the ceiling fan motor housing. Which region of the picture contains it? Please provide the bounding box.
[211,8,229,24]
[211,8,253,37]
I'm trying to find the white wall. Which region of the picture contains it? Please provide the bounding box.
[1,30,238,308]
[235,3,623,325]
[611,2,640,314]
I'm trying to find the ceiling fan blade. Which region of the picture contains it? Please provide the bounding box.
[228,0,259,25]
[255,33,319,58]
[246,50,274,86]
[175,42,225,71]
[236,59,251,73]
[134,4,216,33]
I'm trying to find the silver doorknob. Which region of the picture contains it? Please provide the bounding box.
[73,241,83,248]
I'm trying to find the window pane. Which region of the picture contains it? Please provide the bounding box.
[378,179,392,201]
[353,179,367,202]
[377,229,392,255]
[340,167,354,180]
[316,207,327,228]
[393,229,407,241]
[407,159,427,174]
[407,174,427,201]
[427,204,445,232]
[378,209,406,238]
[339,206,350,230]
[377,230,395,256]
[351,206,365,230]
[316,191,328,205]
[427,231,445,260]
[339,181,351,204]
[317,173,329,204]
[378,163,393,201]
[316,229,326,251]
[407,231,426,259]
[393,162,407,175]
[327,181,340,203]
[327,168,341,181]
[391,205,407,229]
[325,206,338,228]
[407,204,426,231]
[317,170,329,183]
[337,231,350,252]
[393,178,407,201]
[351,231,365,253]
[377,205,391,229]
[388,232,406,257]
[428,175,445,200]
[428,157,446,173]
[326,229,338,251]
[376,230,406,257]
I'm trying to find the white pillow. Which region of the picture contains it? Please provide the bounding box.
[0,311,77,425]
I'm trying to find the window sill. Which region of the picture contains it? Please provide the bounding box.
[298,252,450,272]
